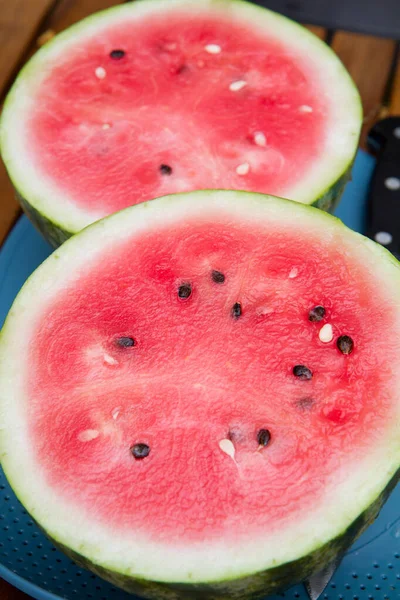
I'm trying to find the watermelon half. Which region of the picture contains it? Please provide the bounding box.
[0,190,399,600]
[0,0,361,247]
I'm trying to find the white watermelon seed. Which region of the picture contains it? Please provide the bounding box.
[289,267,298,278]
[95,67,107,79]
[299,105,313,113]
[112,408,121,420]
[236,162,250,176]
[254,132,267,147]
[102,123,111,130]
[78,429,99,442]
[229,80,247,92]
[319,323,333,343]
[103,353,118,366]
[205,44,221,54]
[219,438,235,459]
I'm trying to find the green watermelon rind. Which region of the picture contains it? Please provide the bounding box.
[53,468,399,599]
[1,190,399,599]
[15,166,352,248]
[0,0,362,246]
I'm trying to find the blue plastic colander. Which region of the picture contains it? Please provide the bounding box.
[0,151,399,600]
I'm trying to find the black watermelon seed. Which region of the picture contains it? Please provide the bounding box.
[160,164,173,175]
[337,335,354,355]
[116,337,135,348]
[231,302,242,319]
[308,306,326,322]
[110,49,125,60]
[178,283,192,299]
[293,365,313,380]
[257,429,271,447]
[296,397,315,410]
[211,270,225,284]
[130,444,150,459]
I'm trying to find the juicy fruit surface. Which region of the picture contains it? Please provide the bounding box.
[28,10,325,216]
[29,216,395,545]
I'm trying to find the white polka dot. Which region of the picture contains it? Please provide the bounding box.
[236,162,250,176]
[254,132,267,147]
[95,66,106,79]
[299,105,313,113]
[78,429,99,442]
[219,439,235,459]
[393,127,400,139]
[204,44,221,54]
[319,323,333,343]
[375,231,393,245]
[384,177,400,191]
[229,80,247,92]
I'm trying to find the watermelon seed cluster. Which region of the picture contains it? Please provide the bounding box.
[308,305,354,353]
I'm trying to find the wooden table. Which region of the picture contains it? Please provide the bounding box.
[0,1,399,598]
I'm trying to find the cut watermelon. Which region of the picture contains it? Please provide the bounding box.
[0,0,361,247]
[0,190,399,600]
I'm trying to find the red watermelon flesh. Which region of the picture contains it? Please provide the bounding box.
[1,0,361,240]
[1,191,400,590]
[27,201,394,545]
[30,13,325,215]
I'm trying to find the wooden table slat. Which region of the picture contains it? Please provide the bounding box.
[305,24,327,41]
[388,50,400,115]
[42,0,124,34]
[331,31,397,147]
[0,0,57,99]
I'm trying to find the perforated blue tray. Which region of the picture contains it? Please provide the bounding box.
[0,151,399,600]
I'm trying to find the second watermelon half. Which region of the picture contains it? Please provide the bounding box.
[0,0,361,246]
